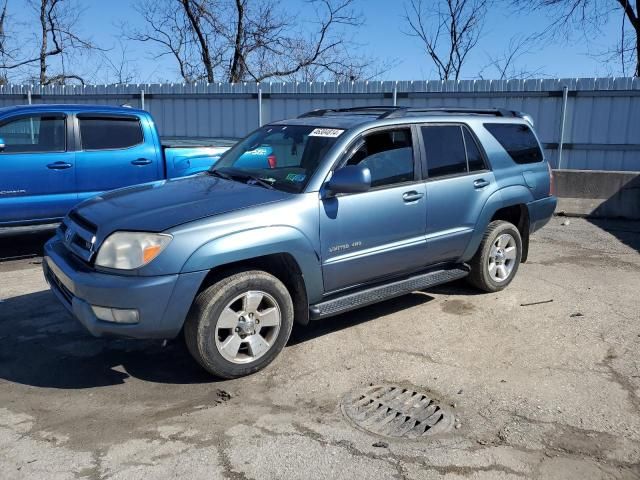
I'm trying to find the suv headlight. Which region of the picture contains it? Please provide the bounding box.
[95,232,172,270]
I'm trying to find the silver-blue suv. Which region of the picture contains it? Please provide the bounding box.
[44,106,557,378]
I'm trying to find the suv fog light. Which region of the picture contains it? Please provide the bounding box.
[91,306,139,324]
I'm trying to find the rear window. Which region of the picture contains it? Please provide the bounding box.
[484,123,543,164]
[79,116,143,150]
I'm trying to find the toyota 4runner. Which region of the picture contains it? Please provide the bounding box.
[43,106,557,378]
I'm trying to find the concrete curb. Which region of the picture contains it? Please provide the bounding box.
[554,170,640,220]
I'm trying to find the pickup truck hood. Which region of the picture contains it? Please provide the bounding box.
[74,174,290,234]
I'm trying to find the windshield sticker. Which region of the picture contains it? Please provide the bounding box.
[285,173,307,182]
[308,128,344,138]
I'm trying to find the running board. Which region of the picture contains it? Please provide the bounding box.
[309,265,470,320]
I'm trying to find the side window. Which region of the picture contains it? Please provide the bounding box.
[463,127,486,172]
[421,125,467,178]
[79,116,143,150]
[484,123,543,164]
[346,128,414,188]
[0,115,65,153]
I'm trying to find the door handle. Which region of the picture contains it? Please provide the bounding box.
[402,191,424,202]
[47,162,72,170]
[131,158,152,166]
[474,179,490,189]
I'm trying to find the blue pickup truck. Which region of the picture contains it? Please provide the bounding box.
[44,106,556,379]
[0,104,234,228]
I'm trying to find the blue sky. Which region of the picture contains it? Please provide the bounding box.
[10,0,626,82]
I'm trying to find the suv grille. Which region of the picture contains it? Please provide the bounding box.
[60,211,98,263]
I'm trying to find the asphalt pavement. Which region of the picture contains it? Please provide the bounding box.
[0,217,639,479]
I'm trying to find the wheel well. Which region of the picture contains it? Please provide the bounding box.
[197,253,310,326]
[491,204,530,262]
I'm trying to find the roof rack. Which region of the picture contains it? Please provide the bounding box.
[297,106,520,120]
[385,107,518,118]
[298,106,404,119]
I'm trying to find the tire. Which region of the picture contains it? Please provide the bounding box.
[467,220,522,292]
[184,270,294,379]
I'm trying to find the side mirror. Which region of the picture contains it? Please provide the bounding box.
[326,164,371,195]
[0,137,5,151]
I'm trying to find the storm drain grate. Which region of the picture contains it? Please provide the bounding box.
[341,385,454,438]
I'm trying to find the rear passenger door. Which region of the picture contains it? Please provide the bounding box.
[0,113,76,224]
[420,124,497,263]
[75,114,160,202]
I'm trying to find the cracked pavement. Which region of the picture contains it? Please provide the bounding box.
[0,217,639,479]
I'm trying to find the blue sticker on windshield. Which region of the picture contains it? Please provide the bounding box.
[286,173,306,182]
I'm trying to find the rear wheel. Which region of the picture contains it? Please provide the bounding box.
[468,220,522,292]
[184,270,294,378]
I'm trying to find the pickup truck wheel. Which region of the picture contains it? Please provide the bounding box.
[184,270,294,379]
[468,220,522,292]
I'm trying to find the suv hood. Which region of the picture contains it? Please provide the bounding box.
[74,174,290,234]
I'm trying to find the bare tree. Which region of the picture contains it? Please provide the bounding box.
[223,0,367,83]
[478,33,547,80]
[521,0,640,77]
[403,0,490,80]
[0,0,99,84]
[101,40,139,84]
[127,0,375,83]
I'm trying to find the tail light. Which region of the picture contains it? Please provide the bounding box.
[547,162,555,196]
[267,154,277,169]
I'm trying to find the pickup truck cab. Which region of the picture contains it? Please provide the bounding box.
[43,106,557,379]
[0,104,234,227]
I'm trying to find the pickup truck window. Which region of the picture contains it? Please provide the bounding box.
[345,128,414,188]
[79,116,144,150]
[484,123,543,164]
[0,115,65,153]
[212,125,340,193]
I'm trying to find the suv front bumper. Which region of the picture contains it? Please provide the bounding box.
[43,238,207,339]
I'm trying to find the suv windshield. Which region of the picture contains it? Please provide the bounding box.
[210,125,343,193]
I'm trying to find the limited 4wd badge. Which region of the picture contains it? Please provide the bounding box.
[329,241,362,253]
[308,128,344,138]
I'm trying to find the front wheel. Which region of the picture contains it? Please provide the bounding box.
[468,220,522,292]
[184,270,294,378]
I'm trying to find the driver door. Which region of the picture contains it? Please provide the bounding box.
[319,126,427,293]
[0,112,76,224]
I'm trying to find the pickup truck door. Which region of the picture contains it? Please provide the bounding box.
[320,126,427,293]
[0,112,76,225]
[420,124,497,263]
[74,113,160,202]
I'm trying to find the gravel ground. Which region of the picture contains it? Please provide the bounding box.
[0,217,639,480]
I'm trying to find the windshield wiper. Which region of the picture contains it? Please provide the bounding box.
[239,174,275,190]
[209,169,233,181]
[209,168,274,190]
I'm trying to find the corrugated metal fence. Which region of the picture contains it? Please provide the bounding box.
[2,78,639,171]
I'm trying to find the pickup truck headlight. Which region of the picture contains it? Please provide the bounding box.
[95,232,172,270]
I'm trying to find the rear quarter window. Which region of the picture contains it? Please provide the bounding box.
[484,123,543,164]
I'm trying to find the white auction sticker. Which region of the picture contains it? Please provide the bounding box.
[308,128,344,138]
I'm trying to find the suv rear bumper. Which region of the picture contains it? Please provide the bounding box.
[43,237,207,339]
[528,196,557,233]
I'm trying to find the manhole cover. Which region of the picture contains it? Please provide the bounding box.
[341,385,454,438]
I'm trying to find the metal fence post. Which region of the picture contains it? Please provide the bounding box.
[258,87,263,127]
[27,89,32,105]
[392,83,398,106]
[140,89,145,110]
[557,85,569,169]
